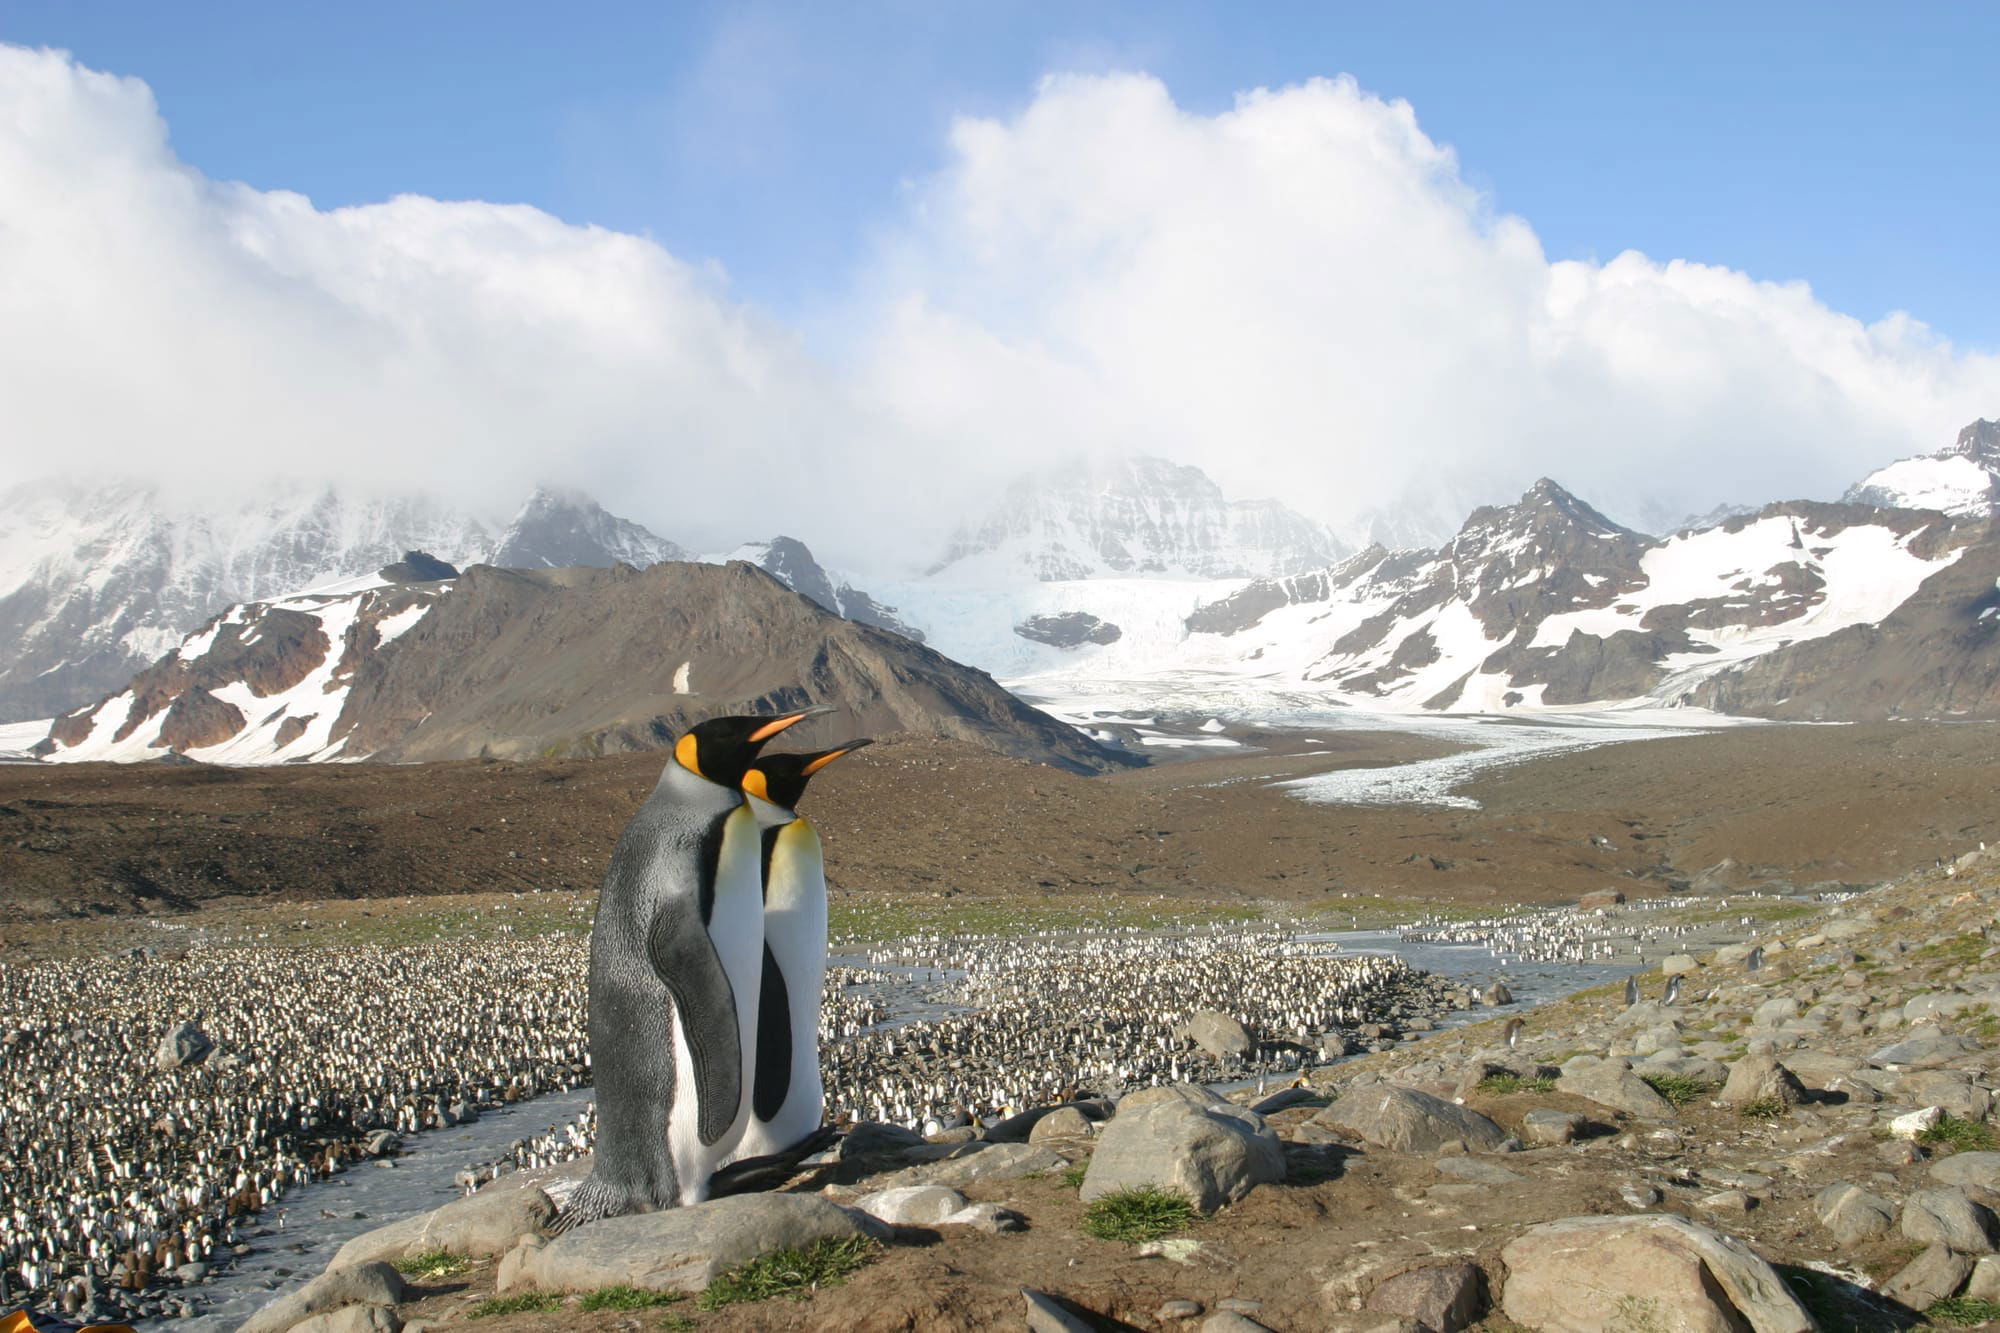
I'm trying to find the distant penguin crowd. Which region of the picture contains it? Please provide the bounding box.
[560,707,868,1227]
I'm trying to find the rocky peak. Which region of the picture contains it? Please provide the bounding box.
[484,487,685,571]
[1948,418,2000,464]
[728,537,925,643]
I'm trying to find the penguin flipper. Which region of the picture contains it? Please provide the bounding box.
[646,897,743,1148]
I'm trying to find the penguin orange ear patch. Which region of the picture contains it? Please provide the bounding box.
[742,768,770,801]
[674,732,703,777]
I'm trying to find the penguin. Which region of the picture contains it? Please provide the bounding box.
[559,705,830,1229]
[1623,974,1639,1008]
[1746,945,1764,973]
[725,741,872,1169]
[1502,1017,1524,1050]
[1662,973,1683,1006]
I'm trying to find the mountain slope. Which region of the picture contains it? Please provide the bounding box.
[1844,419,2000,517]
[723,536,925,641]
[483,486,687,569]
[930,455,1343,581]
[38,561,1121,773]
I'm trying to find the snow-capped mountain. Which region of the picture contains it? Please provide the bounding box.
[0,481,690,724]
[1843,418,2000,517]
[721,536,925,642]
[35,560,1118,772]
[0,481,489,723]
[485,486,687,569]
[930,455,1344,582]
[904,477,1989,719]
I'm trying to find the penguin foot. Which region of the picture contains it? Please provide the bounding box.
[551,1177,636,1234]
[709,1125,843,1199]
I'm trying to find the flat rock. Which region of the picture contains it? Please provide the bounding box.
[1083,1098,1284,1213]
[1315,1085,1511,1155]
[1499,1214,1813,1333]
[332,1185,555,1270]
[1432,1157,1523,1185]
[1024,1287,1095,1332]
[291,1308,402,1333]
[850,1184,969,1226]
[866,1141,1066,1190]
[1872,1029,1977,1069]
[239,1261,406,1333]
[1521,1109,1586,1145]
[520,1193,887,1294]
[1930,1152,2000,1193]
[1121,1083,1227,1112]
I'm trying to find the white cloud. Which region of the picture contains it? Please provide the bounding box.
[858,73,2000,541]
[3,49,1998,573]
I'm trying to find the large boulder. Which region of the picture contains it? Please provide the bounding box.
[1555,1059,1677,1119]
[239,1261,406,1333]
[1316,1085,1510,1155]
[1082,1099,1284,1213]
[1812,1182,1896,1246]
[154,1020,213,1072]
[1901,1186,1997,1254]
[1499,1215,1813,1333]
[1718,1052,1808,1109]
[518,1193,887,1294]
[331,1185,556,1270]
[1930,1152,2000,1193]
[1174,1012,1256,1060]
[1119,1083,1226,1112]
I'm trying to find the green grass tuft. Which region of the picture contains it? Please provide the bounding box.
[1917,1113,1999,1153]
[391,1248,468,1280]
[1738,1095,1788,1120]
[1928,1295,2000,1325]
[469,1291,565,1318]
[1639,1072,1714,1108]
[1080,1185,1199,1242]
[1475,1073,1557,1095]
[696,1235,879,1310]
[1059,1161,1089,1190]
[578,1284,686,1311]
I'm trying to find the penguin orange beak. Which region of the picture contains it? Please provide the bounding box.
[801,738,873,775]
[748,704,837,744]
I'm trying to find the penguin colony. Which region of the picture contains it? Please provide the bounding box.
[0,936,588,1323]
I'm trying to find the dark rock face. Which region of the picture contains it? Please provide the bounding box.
[328,561,1123,772]
[156,687,246,752]
[378,551,458,583]
[1014,612,1123,648]
[734,537,926,643]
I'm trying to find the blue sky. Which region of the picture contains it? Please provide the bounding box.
[7,0,1997,346]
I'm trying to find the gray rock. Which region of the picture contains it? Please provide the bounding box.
[1661,954,1702,976]
[1157,1300,1204,1320]
[1201,1315,1273,1333]
[1871,1028,1976,1068]
[1481,983,1513,1006]
[1619,1182,1663,1209]
[1500,1214,1812,1333]
[1120,1083,1227,1113]
[1556,1060,1677,1119]
[292,1307,402,1333]
[1366,1261,1485,1332]
[1930,1152,2000,1193]
[850,1184,969,1226]
[1751,996,1800,1028]
[1897,1069,1994,1121]
[1718,1052,1808,1108]
[331,1185,554,1270]
[521,1193,887,1293]
[984,1100,1110,1142]
[1902,1186,1997,1253]
[1522,1109,1586,1145]
[1811,1182,1896,1246]
[1966,1253,2000,1302]
[1175,1011,1256,1060]
[1315,1085,1511,1155]
[1029,1107,1095,1142]
[839,1121,925,1159]
[1433,1157,1523,1185]
[154,1020,213,1072]
[1082,1098,1284,1213]
[866,1141,1066,1190]
[1249,1087,1317,1116]
[1779,1050,1859,1089]
[1023,1287,1094,1332]
[1883,1243,1973,1309]
[238,1261,406,1333]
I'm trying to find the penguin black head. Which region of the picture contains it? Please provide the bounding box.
[742,740,873,809]
[673,706,834,788]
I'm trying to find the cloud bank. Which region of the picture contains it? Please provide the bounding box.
[3,47,1997,569]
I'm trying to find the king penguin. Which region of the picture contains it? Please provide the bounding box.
[724,740,872,1169]
[559,705,831,1229]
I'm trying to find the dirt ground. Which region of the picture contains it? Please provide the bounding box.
[3,722,1997,934]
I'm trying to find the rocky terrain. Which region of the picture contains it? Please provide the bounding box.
[6,722,1999,926]
[221,837,2000,1332]
[31,560,1118,771]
